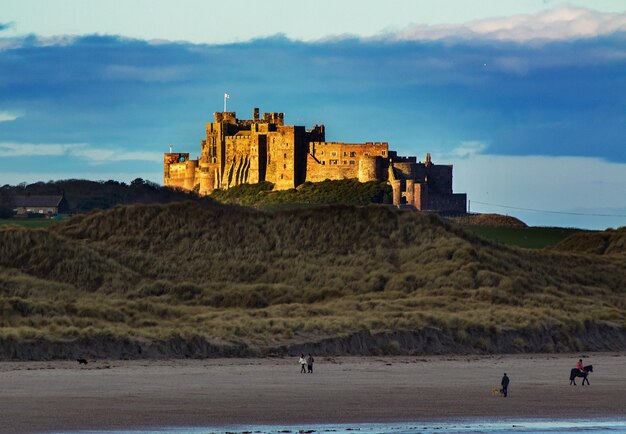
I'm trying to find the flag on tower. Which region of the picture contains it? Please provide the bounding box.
[223,93,231,112]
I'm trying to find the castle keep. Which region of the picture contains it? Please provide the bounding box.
[164,108,466,212]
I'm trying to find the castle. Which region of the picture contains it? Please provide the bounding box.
[164,108,466,213]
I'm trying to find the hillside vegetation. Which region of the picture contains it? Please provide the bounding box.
[209,179,393,207]
[0,178,212,213]
[1,202,625,359]
[550,227,626,255]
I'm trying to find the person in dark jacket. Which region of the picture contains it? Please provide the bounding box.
[306,353,314,373]
[501,373,510,397]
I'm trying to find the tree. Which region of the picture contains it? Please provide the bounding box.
[0,190,15,218]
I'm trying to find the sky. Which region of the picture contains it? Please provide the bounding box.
[0,0,625,229]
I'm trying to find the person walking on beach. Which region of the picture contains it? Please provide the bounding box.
[306,353,314,373]
[299,353,306,373]
[501,373,510,397]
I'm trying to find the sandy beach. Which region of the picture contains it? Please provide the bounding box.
[0,353,624,433]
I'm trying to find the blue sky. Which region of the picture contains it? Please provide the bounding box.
[0,1,625,228]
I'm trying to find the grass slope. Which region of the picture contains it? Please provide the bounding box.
[1,202,625,359]
[464,226,585,250]
[549,227,626,255]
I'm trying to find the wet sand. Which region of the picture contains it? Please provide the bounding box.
[0,353,624,433]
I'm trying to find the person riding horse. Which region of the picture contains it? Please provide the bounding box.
[570,364,593,386]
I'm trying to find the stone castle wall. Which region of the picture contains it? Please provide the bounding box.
[163,108,466,213]
[305,142,388,183]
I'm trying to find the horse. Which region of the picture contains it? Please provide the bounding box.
[570,365,593,385]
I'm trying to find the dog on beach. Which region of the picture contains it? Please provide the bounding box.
[76,358,88,365]
[491,387,501,396]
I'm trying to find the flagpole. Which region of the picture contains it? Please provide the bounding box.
[223,92,230,112]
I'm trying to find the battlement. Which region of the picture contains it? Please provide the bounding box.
[212,109,286,130]
[262,112,284,126]
[311,141,388,147]
[391,155,417,163]
[214,112,237,123]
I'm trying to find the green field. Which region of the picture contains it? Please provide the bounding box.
[0,218,63,229]
[463,226,586,249]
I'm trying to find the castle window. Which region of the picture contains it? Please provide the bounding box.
[280,174,283,179]
[350,151,356,157]
[283,164,286,169]
[320,151,324,155]
[343,152,347,156]
[331,152,337,157]
[349,160,355,165]
[322,161,325,165]
[284,153,287,159]
[342,160,347,165]
[382,150,387,156]
[329,159,338,165]
[364,153,370,156]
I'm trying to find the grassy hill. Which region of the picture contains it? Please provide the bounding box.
[1,202,625,359]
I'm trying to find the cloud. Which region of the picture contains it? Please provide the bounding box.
[0,22,13,32]
[70,147,163,163]
[0,142,160,163]
[102,64,190,83]
[447,141,488,159]
[0,29,623,229]
[0,111,22,122]
[0,142,77,156]
[392,6,626,42]
[0,30,624,182]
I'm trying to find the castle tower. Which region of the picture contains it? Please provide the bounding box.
[184,159,198,190]
[358,156,381,182]
[163,152,190,189]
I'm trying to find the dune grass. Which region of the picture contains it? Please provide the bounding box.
[1,202,624,354]
[0,219,61,229]
[549,226,626,255]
